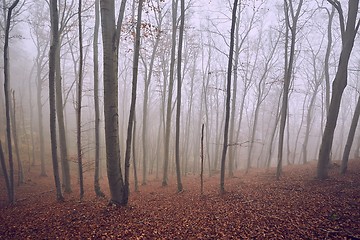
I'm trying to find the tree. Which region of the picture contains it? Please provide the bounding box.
[28,2,49,176]
[162,0,178,187]
[3,0,20,204]
[220,0,238,194]
[277,0,303,179]
[317,0,360,179]
[93,0,104,197]
[49,0,64,202]
[77,0,84,200]
[123,0,143,204]
[100,0,128,205]
[140,0,165,186]
[174,0,185,192]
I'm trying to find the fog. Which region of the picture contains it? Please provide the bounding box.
[1,0,359,191]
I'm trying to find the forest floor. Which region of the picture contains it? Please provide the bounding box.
[0,160,360,239]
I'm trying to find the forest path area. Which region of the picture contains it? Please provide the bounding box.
[1,161,360,239]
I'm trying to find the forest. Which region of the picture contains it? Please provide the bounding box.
[0,0,360,238]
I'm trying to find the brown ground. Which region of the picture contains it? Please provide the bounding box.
[0,161,359,239]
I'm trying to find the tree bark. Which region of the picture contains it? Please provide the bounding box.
[100,0,127,205]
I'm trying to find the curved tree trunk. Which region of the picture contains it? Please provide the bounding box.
[317,0,360,179]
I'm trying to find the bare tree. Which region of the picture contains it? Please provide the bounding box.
[317,0,360,179]
[220,0,238,194]
[100,0,128,205]
[277,0,303,179]
[3,0,20,204]
[123,0,143,204]
[28,3,49,176]
[77,0,84,200]
[49,0,64,202]
[174,0,185,192]
[162,0,178,187]
[93,0,104,197]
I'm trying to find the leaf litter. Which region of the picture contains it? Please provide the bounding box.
[0,160,359,239]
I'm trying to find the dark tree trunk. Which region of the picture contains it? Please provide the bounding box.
[100,0,127,205]
[317,0,360,179]
[77,0,84,200]
[220,0,238,194]
[175,0,184,192]
[49,0,64,202]
[123,0,143,204]
[3,0,20,204]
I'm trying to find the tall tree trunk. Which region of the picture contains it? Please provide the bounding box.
[93,0,104,197]
[317,0,360,179]
[3,0,20,204]
[77,0,84,200]
[220,0,238,194]
[100,0,127,205]
[277,0,303,179]
[162,0,178,187]
[174,0,184,192]
[228,2,241,178]
[123,0,143,204]
[49,0,64,202]
[55,36,71,194]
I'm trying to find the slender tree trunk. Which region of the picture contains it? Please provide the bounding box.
[324,6,335,116]
[77,0,84,200]
[3,0,20,204]
[55,36,71,194]
[277,0,303,179]
[93,0,104,198]
[220,0,238,194]
[123,0,143,204]
[318,0,360,179]
[162,0,178,187]
[49,0,64,202]
[175,0,184,192]
[200,124,204,195]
